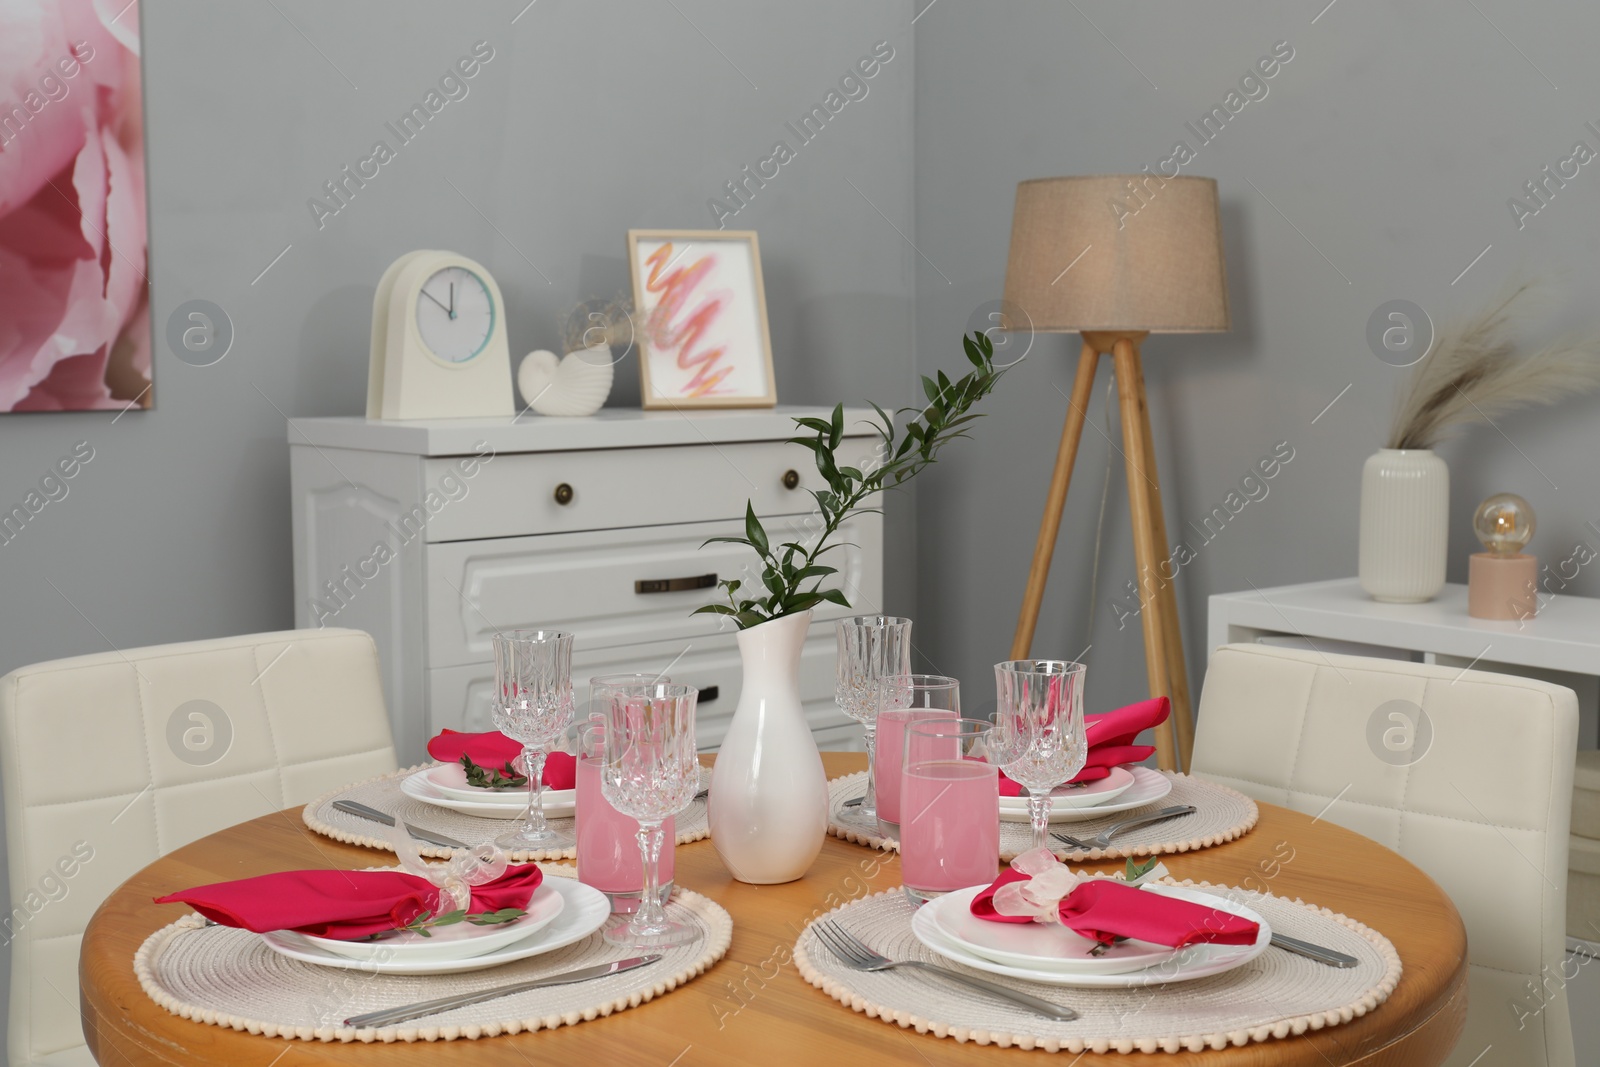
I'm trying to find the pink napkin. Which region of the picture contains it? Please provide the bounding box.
[427,729,576,790]
[155,864,544,941]
[998,696,1169,796]
[971,854,1257,949]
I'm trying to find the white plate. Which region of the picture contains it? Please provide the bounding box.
[922,884,1185,974]
[420,763,577,810]
[1000,766,1172,824]
[999,766,1135,815]
[400,770,576,820]
[287,881,566,964]
[260,877,610,975]
[909,883,1270,987]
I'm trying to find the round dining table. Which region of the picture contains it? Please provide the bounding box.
[80,753,1467,1066]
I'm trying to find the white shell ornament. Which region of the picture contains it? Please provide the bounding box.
[516,345,614,417]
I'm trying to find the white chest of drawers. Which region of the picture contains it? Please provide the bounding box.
[287,408,883,761]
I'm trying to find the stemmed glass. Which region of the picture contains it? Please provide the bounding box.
[992,660,1088,851]
[835,616,912,825]
[491,630,576,852]
[598,682,701,948]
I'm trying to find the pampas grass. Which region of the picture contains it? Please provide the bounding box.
[1387,281,1600,450]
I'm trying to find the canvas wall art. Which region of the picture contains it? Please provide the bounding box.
[0,0,149,413]
[628,229,776,409]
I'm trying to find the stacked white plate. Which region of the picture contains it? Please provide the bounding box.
[399,763,576,820]
[998,765,1173,824]
[910,883,1270,987]
[260,877,610,975]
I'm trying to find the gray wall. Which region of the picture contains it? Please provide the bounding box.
[913,0,1600,722]
[0,0,916,1049]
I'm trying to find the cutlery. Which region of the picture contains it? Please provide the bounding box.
[842,797,864,808]
[811,921,1077,1022]
[1052,804,1197,851]
[332,800,469,850]
[1270,932,1359,968]
[344,954,661,1028]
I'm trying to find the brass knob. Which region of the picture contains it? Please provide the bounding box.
[782,469,800,490]
[553,483,574,506]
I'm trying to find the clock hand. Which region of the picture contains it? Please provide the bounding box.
[420,288,451,315]
[448,282,456,320]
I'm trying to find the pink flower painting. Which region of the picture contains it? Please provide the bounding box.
[0,0,148,413]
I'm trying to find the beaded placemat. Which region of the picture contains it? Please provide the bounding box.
[795,881,1400,1054]
[827,771,1258,862]
[136,866,732,1043]
[304,764,712,862]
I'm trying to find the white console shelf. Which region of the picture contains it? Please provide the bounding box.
[288,408,884,762]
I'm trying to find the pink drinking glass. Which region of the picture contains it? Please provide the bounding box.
[872,674,960,829]
[900,717,1000,904]
[576,713,675,914]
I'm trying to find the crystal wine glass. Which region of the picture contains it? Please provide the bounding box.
[992,659,1087,851]
[598,682,701,948]
[491,630,576,852]
[835,616,912,824]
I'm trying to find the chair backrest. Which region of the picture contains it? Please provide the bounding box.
[1191,642,1577,1067]
[0,628,398,1066]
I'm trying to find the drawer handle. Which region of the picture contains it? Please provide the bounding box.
[696,685,719,703]
[553,483,574,506]
[635,573,719,595]
[782,469,800,490]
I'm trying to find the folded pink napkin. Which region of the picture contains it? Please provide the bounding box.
[155,864,544,941]
[426,729,576,790]
[998,696,1169,796]
[971,849,1257,950]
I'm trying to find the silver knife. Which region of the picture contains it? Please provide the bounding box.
[1271,932,1359,968]
[344,955,662,1028]
[332,800,469,850]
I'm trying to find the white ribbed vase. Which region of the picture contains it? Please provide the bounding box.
[1359,449,1449,603]
[708,610,827,884]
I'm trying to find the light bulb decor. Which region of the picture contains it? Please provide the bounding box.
[1467,492,1539,620]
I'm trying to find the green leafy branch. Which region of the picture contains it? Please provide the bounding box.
[693,332,1008,630]
[459,755,527,791]
[371,906,528,940]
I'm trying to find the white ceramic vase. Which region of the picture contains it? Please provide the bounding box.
[1358,448,1449,603]
[708,610,827,884]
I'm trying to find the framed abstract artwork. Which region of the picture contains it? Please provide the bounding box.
[1,1,149,413]
[627,229,776,409]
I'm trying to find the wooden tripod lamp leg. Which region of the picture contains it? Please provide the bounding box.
[1009,342,1101,660]
[1111,336,1180,771]
[1133,371,1196,769]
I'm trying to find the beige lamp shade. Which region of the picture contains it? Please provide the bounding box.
[1002,175,1230,334]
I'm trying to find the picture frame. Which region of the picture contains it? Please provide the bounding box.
[627,229,777,409]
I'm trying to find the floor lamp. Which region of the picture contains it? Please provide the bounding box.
[1001,175,1231,772]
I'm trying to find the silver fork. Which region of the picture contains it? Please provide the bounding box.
[811,921,1077,1022]
[1053,804,1197,851]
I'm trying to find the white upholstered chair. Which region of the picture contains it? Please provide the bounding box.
[0,628,398,1066]
[1191,642,1577,1067]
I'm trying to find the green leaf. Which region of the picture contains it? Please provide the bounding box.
[793,565,837,581]
[794,416,832,434]
[692,604,739,616]
[744,502,769,556]
[963,334,984,367]
[701,536,755,550]
[734,610,767,629]
[922,375,941,404]
[839,466,863,481]
[1125,856,1160,880]
[816,587,852,607]
[829,403,844,448]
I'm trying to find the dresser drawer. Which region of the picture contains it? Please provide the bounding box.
[423,437,878,542]
[424,514,881,668]
[425,631,852,752]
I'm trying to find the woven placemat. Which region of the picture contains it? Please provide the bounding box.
[828,771,1258,861]
[136,866,732,1043]
[303,764,711,862]
[796,881,1400,1054]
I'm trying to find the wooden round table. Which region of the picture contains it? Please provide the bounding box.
[81,754,1467,1065]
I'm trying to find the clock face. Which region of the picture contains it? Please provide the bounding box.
[414,265,495,363]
